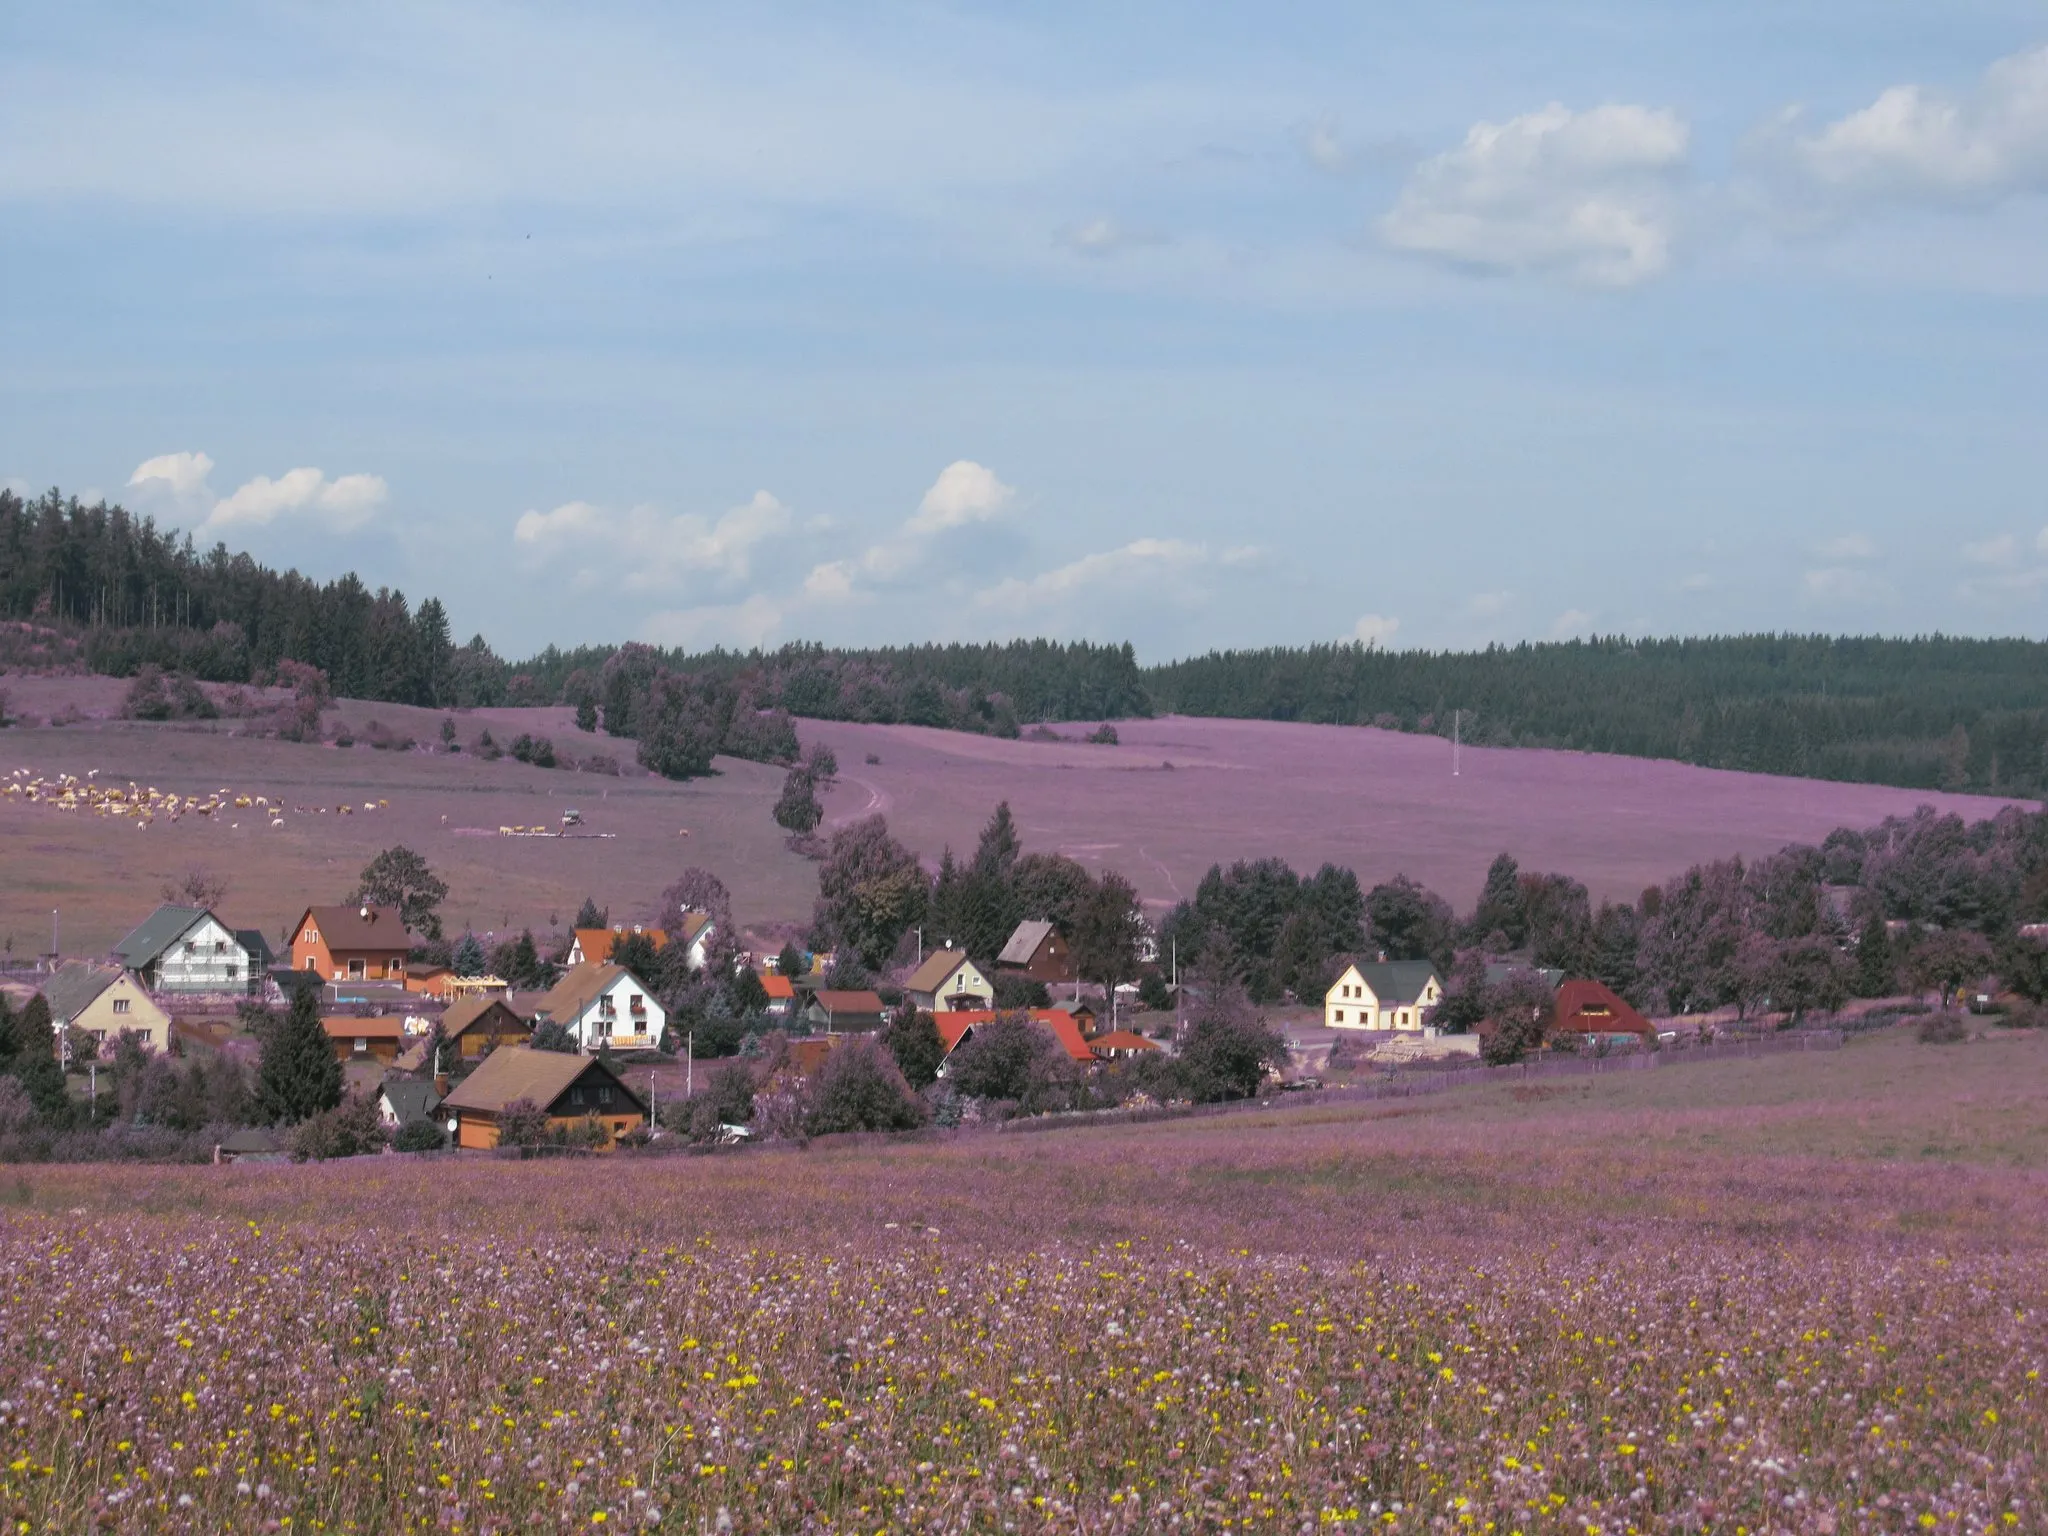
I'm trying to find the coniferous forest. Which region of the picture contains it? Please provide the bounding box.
[3,486,2045,795]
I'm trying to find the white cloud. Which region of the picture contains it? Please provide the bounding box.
[1549,608,1594,639]
[1803,566,1893,603]
[206,467,388,531]
[1778,46,2048,207]
[641,593,785,650]
[1348,613,1400,646]
[908,460,1015,534]
[2039,526,2048,555]
[1301,114,1352,175]
[514,490,792,592]
[1056,217,1164,257]
[1962,532,2018,564]
[128,450,214,499]
[1380,103,1689,286]
[1813,532,1879,562]
[1464,590,1512,618]
[983,538,1208,610]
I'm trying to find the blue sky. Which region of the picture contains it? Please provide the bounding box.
[5,2,2047,660]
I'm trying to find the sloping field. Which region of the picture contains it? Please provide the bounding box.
[0,680,2028,954]
[803,713,2031,911]
[1,1030,2043,1531]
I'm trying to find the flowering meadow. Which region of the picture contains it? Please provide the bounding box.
[3,1032,2045,1534]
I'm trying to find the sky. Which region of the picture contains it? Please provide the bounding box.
[5,1,2048,661]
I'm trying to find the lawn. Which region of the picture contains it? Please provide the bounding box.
[1,1030,2043,1532]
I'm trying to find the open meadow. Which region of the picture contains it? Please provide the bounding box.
[0,676,2027,954]
[2,1028,2044,1533]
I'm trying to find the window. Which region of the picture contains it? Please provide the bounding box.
[599,1086,613,1105]
[113,998,131,1015]
[571,1088,585,1106]
[305,928,319,943]
[354,1038,368,1053]
[1333,1009,1344,1023]
[214,941,227,955]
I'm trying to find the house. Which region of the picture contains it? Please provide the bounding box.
[113,904,262,994]
[997,920,1075,984]
[1550,979,1655,1044]
[440,1046,647,1150]
[322,1015,407,1066]
[1088,1028,1162,1061]
[566,925,666,967]
[760,972,797,1017]
[804,990,889,1032]
[41,962,171,1053]
[1070,1001,1099,1036]
[1324,960,1443,1031]
[673,912,719,973]
[905,949,995,1013]
[291,905,413,982]
[379,1078,442,1129]
[215,1127,286,1164]
[437,995,532,1061]
[934,1008,1097,1069]
[531,962,667,1052]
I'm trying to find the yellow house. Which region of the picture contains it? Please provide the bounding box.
[41,962,172,1053]
[1324,960,1442,1032]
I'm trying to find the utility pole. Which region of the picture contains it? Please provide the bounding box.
[914,928,923,967]
[686,1031,693,1100]
[1453,710,1461,778]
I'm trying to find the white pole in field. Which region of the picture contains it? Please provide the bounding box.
[1453,710,1461,778]
[686,1031,693,1100]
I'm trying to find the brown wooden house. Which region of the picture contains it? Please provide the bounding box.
[997,920,1075,984]
[438,995,532,1060]
[321,1015,408,1066]
[440,1046,646,1150]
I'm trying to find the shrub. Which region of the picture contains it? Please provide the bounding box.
[530,1020,579,1054]
[1917,1011,1968,1045]
[1086,723,1120,745]
[991,973,1051,1011]
[1174,1012,1288,1103]
[580,754,620,776]
[290,1094,389,1161]
[496,1099,550,1148]
[944,1015,1059,1103]
[472,730,503,761]
[392,1118,447,1152]
[510,733,557,768]
[882,1005,945,1090]
[804,1038,927,1136]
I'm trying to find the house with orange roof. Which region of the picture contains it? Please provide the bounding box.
[933,1008,1097,1070]
[759,971,797,1017]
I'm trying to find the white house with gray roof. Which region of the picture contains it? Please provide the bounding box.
[1324,960,1443,1032]
[114,905,263,994]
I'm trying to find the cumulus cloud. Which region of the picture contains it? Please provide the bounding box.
[514,489,792,592]
[126,450,388,532]
[1380,102,1689,286]
[1348,613,1400,646]
[1550,608,1594,639]
[1055,217,1164,257]
[1814,531,1880,562]
[1774,45,2048,207]
[206,468,388,531]
[1678,573,1715,592]
[641,593,785,650]
[907,460,1015,534]
[1803,566,1893,603]
[805,460,1021,601]
[1464,590,1512,619]
[1962,532,2018,565]
[983,538,1206,610]
[128,450,215,499]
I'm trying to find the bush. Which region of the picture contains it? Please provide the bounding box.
[1137,971,1173,1012]
[392,1118,447,1153]
[944,1015,1060,1103]
[804,1038,927,1136]
[580,754,621,776]
[1086,723,1119,745]
[530,1020,579,1054]
[991,973,1051,1011]
[290,1094,389,1160]
[1917,1010,1968,1045]
[122,666,218,722]
[472,730,503,761]
[510,733,557,768]
[497,1098,551,1147]
[1174,1012,1288,1102]
[882,1005,945,1090]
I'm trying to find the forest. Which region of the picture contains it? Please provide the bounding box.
[5,486,2045,794]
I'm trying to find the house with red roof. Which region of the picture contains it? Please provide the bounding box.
[933,1008,1097,1070]
[1549,979,1655,1044]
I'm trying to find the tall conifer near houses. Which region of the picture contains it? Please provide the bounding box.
[257,987,344,1126]
[9,994,72,1126]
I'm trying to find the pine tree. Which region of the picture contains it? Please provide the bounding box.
[971,801,1022,881]
[1855,912,1895,998]
[451,933,487,977]
[11,994,71,1125]
[1472,852,1528,949]
[257,987,344,1125]
[0,992,18,1068]
[573,897,608,930]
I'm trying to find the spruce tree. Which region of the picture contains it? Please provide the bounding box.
[1472,852,1528,949]
[257,987,344,1125]
[1855,912,1895,998]
[11,994,71,1126]
[0,992,18,1069]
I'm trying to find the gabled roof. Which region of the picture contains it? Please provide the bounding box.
[1552,979,1653,1037]
[235,928,276,968]
[998,921,1058,967]
[1088,1029,1161,1056]
[321,1016,408,1042]
[759,973,795,1000]
[933,1008,1095,1064]
[113,904,210,968]
[905,949,976,994]
[299,905,413,952]
[220,1127,282,1154]
[572,927,666,964]
[41,961,124,1023]
[675,912,714,945]
[535,961,635,1021]
[381,1078,442,1123]
[809,989,887,1018]
[440,994,527,1040]
[441,1046,646,1116]
[1332,959,1440,1006]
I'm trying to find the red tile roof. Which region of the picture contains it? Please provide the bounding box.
[1088,1029,1161,1056]
[760,973,795,1000]
[1551,979,1653,1037]
[933,1009,1095,1064]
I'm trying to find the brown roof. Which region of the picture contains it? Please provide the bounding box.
[675,912,714,945]
[301,905,413,953]
[572,927,667,963]
[321,1016,408,1041]
[536,961,628,1021]
[1551,979,1654,1037]
[905,949,972,994]
[442,1046,645,1116]
[1088,1029,1161,1055]
[810,989,887,1018]
[440,994,527,1040]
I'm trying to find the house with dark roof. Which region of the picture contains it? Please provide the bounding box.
[441,1046,646,1150]
[803,990,888,1032]
[114,904,263,994]
[1323,960,1443,1031]
[996,920,1074,984]
[290,905,413,982]
[1549,980,1655,1044]
[378,1078,443,1129]
[530,962,667,1052]
[42,961,171,1052]
[904,950,994,1013]
[437,995,532,1061]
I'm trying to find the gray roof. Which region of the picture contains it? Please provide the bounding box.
[381,1079,442,1124]
[235,929,276,967]
[220,1128,282,1153]
[113,905,210,968]
[1349,960,1441,1006]
[999,920,1057,967]
[40,961,122,1024]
